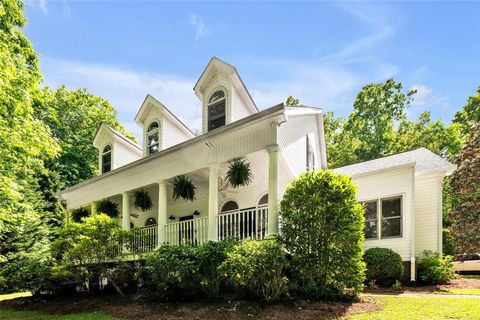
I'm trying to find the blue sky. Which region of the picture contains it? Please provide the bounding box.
[25,1,480,140]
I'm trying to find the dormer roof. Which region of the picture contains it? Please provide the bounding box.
[193,57,258,113]
[134,94,195,138]
[93,123,142,151]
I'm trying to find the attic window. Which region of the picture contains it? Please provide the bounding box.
[207,90,226,132]
[102,145,112,174]
[147,121,160,155]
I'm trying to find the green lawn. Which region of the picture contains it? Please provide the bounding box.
[347,296,480,320]
[0,309,118,320]
[434,288,480,295]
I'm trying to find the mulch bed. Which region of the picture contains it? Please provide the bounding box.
[364,275,480,295]
[0,295,380,320]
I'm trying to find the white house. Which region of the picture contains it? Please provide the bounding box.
[55,57,454,281]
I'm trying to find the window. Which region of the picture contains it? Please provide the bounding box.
[207,90,226,132]
[381,197,402,237]
[306,135,315,171]
[101,145,112,174]
[147,121,160,155]
[221,200,239,212]
[361,196,402,239]
[145,217,157,226]
[257,194,268,206]
[363,201,378,239]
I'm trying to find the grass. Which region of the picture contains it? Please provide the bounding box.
[347,296,480,320]
[0,309,119,320]
[434,288,480,295]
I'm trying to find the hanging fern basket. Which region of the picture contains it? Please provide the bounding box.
[225,157,253,189]
[172,175,197,202]
[97,199,120,218]
[71,207,89,223]
[133,189,153,211]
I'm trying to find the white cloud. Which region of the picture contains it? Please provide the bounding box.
[411,85,433,106]
[40,57,201,142]
[26,0,47,14]
[190,14,207,43]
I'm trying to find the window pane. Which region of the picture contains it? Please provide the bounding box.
[209,103,225,118]
[148,132,159,146]
[258,194,268,205]
[382,197,401,218]
[364,220,378,239]
[209,90,225,104]
[103,145,111,153]
[364,201,377,220]
[148,122,159,132]
[221,201,239,212]
[382,217,401,237]
[149,145,159,155]
[209,116,226,131]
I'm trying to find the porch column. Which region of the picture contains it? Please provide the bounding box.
[157,180,168,246]
[208,164,219,241]
[91,201,97,216]
[267,144,279,237]
[122,192,130,230]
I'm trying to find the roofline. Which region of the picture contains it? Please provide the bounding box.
[56,103,285,197]
[94,123,142,151]
[134,94,195,136]
[335,162,416,179]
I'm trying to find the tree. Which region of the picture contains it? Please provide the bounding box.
[285,96,300,106]
[345,79,416,161]
[449,122,480,255]
[323,112,359,168]
[453,86,480,138]
[279,170,365,299]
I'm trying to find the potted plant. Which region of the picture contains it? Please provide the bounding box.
[225,157,253,188]
[71,207,89,223]
[133,189,153,211]
[97,199,120,218]
[172,175,197,201]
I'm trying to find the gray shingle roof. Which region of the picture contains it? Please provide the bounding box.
[334,148,455,176]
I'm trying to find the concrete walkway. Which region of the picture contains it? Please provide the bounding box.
[363,293,480,299]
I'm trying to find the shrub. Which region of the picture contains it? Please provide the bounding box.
[417,250,455,285]
[279,170,365,299]
[219,240,288,302]
[364,247,404,287]
[139,245,202,301]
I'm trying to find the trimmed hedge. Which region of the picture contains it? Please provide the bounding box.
[279,170,365,299]
[364,247,404,286]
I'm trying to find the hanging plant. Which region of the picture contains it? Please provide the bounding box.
[172,175,197,201]
[133,189,153,211]
[97,199,120,218]
[225,157,253,188]
[71,207,89,223]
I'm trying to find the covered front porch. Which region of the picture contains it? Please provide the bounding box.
[81,146,285,253]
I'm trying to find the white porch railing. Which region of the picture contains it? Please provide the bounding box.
[217,205,269,241]
[165,217,208,246]
[130,225,157,253]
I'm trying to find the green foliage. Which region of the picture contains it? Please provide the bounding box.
[442,228,456,256]
[133,189,153,212]
[417,250,455,285]
[279,170,365,299]
[453,86,480,138]
[219,240,289,302]
[225,158,253,188]
[71,207,89,223]
[285,96,300,106]
[97,199,119,218]
[363,248,404,287]
[171,175,197,201]
[449,122,480,255]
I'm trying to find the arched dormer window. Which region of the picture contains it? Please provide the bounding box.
[207,90,226,132]
[101,145,112,174]
[147,121,160,155]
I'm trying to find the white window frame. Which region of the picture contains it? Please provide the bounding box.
[361,194,404,240]
[146,120,160,155]
[207,89,226,132]
[101,144,112,174]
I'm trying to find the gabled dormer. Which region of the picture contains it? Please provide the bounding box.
[93,123,142,175]
[194,57,258,134]
[135,94,195,157]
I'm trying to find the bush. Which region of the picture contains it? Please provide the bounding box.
[219,240,288,302]
[364,248,404,287]
[417,250,455,285]
[279,170,365,299]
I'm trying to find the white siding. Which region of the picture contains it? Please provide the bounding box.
[351,166,414,261]
[201,71,232,134]
[231,86,253,123]
[162,116,192,149]
[414,173,443,255]
[278,114,322,177]
[113,139,142,169]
